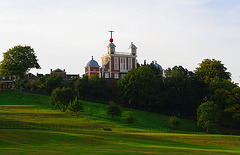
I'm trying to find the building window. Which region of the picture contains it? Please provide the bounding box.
[128,58,132,70]
[114,57,118,70]
[93,68,96,71]
[111,47,115,53]
[120,58,126,71]
[114,73,119,79]
[105,73,109,78]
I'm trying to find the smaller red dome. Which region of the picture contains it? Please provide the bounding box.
[109,38,113,42]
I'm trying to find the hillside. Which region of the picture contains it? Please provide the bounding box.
[0,91,240,154]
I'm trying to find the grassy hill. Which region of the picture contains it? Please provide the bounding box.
[0,91,240,154]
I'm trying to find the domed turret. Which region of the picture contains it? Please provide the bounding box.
[86,56,100,67]
[129,42,137,55]
[153,61,163,76]
[85,56,100,78]
[154,61,163,71]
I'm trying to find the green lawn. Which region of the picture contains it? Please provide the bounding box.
[0,91,240,154]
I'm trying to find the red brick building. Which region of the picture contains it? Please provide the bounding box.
[85,32,137,79]
[100,41,137,79]
[85,56,100,77]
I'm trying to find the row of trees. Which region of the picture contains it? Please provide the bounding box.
[1,45,240,133]
[118,65,202,115]
[118,59,240,132]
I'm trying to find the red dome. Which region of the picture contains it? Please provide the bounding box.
[109,38,113,42]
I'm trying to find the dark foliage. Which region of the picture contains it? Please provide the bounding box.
[50,87,75,112]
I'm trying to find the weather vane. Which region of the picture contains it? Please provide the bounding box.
[108,30,114,43]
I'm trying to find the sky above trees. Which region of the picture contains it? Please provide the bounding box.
[0,0,239,83]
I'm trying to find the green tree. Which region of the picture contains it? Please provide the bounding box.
[168,116,180,128]
[164,66,201,115]
[0,45,40,78]
[126,113,137,127]
[107,101,122,120]
[68,97,84,117]
[75,75,89,98]
[208,77,238,109]
[0,81,7,93]
[224,104,240,130]
[88,76,110,100]
[14,79,27,90]
[195,59,230,84]
[68,77,79,89]
[50,87,75,112]
[38,74,64,93]
[197,101,221,133]
[118,66,160,110]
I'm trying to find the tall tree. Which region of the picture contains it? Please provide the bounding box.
[75,75,90,98]
[0,45,40,78]
[197,101,221,133]
[195,59,230,84]
[164,66,201,115]
[118,66,160,110]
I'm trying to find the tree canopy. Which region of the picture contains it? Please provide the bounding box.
[195,59,230,84]
[197,101,221,133]
[0,45,40,77]
[118,65,160,110]
[50,87,75,112]
[38,74,64,93]
[164,66,201,115]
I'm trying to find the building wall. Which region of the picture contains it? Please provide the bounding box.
[101,55,136,79]
[85,66,100,77]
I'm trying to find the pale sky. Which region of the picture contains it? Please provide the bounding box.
[0,0,240,83]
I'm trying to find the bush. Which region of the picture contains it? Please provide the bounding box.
[168,116,180,128]
[24,80,41,90]
[50,87,75,112]
[68,97,84,117]
[126,113,137,127]
[107,101,122,120]
[14,79,27,90]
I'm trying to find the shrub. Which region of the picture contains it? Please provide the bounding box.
[168,116,180,128]
[126,113,137,127]
[68,97,84,117]
[107,101,122,120]
[50,87,75,112]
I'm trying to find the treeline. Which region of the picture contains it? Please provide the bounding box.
[12,59,240,133]
[2,45,239,133]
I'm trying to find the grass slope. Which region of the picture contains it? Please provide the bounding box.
[0,91,240,154]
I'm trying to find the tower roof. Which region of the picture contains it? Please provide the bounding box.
[52,68,65,73]
[108,42,116,47]
[129,42,137,49]
[86,56,100,67]
[154,61,163,70]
